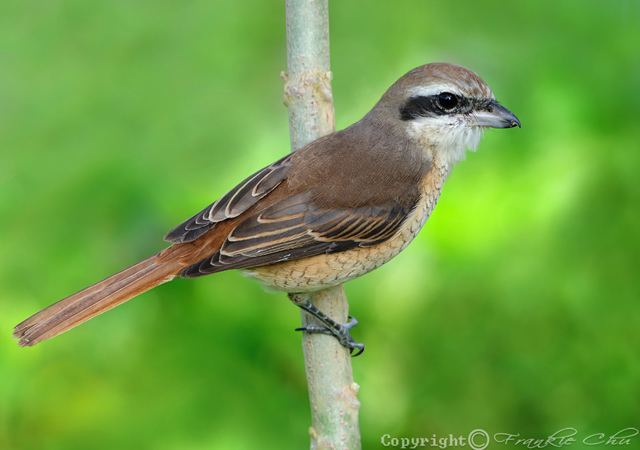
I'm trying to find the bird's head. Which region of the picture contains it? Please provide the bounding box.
[375,63,520,168]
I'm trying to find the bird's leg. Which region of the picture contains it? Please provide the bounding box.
[288,293,365,356]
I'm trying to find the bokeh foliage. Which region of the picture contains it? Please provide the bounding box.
[1,1,638,449]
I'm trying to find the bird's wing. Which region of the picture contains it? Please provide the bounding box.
[164,154,293,243]
[180,190,418,277]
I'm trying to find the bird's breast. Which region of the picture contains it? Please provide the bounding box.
[244,167,448,292]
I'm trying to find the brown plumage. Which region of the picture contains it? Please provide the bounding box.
[14,63,520,347]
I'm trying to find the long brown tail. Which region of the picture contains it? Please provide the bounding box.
[14,253,183,347]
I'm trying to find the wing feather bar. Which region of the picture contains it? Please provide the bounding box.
[180,195,417,277]
[164,154,292,243]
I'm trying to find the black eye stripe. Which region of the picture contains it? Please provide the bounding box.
[399,96,438,121]
[399,94,474,121]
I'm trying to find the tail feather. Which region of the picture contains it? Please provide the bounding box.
[14,253,181,347]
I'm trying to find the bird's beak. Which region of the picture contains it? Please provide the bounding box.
[473,99,521,128]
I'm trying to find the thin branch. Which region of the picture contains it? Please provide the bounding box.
[283,1,361,449]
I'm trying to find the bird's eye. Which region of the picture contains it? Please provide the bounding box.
[437,92,459,111]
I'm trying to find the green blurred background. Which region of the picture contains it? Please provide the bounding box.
[1,0,639,449]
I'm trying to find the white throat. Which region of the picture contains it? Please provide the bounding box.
[405,116,483,168]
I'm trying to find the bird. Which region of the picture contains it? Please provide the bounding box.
[13,63,520,353]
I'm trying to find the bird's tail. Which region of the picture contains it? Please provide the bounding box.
[14,252,183,347]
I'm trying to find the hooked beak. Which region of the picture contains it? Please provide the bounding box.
[474,99,521,128]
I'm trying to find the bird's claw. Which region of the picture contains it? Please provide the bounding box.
[295,315,365,356]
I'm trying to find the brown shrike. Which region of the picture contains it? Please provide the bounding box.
[14,63,520,354]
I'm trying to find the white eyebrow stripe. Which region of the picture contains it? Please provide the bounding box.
[407,84,463,98]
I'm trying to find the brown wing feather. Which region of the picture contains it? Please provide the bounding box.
[180,191,418,277]
[164,154,292,243]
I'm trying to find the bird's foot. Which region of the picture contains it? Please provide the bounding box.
[296,316,365,356]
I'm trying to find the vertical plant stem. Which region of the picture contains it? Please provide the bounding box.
[283,1,361,449]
